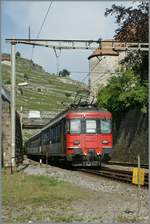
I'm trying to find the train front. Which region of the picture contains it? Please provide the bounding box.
[65,109,112,167]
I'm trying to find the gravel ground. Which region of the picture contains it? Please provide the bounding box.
[23,161,148,224]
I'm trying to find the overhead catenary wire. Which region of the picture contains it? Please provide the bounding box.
[69,71,101,74]
[72,72,91,105]
[31,1,53,61]
[36,1,53,39]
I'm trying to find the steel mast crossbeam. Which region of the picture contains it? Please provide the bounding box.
[6,39,101,50]
[6,39,149,51]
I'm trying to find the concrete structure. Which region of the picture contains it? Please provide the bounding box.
[1,86,23,167]
[88,40,126,96]
[22,110,58,129]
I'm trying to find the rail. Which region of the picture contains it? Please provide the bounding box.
[78,167,148,187]
[108,161,148,169]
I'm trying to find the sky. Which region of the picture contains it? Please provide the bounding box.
[2,1,138,83]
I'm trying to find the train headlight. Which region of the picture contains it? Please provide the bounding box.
[73,140,80,145]
[102,140,109,144]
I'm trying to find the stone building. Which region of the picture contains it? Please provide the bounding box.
[88,40,126,96]
[1,86,23,167]
[0,54,11,66]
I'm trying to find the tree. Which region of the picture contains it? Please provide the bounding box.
[97,69,148,114]
[105,2,148,82]
[16,51,21,58]
[59,69,70,77]
[105,3,148,42]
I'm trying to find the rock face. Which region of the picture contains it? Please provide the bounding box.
[112,108,148,164]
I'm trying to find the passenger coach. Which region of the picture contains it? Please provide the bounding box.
[25,104,112,167]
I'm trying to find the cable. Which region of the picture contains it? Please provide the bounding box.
[81,72,89,83]
[36,1,53,39]
[31,1,53,60]
[69,71,101,74]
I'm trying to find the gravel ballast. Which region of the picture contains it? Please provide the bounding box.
[23,162,148,224]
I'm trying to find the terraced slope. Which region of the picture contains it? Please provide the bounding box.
[2,55,88,112]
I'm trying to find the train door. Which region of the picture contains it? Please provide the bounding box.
[84,119,98,153]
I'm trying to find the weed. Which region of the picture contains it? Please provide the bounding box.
[2,172,88,223]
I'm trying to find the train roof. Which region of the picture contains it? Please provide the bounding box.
[25,103,111,143]
[41,103,109,130]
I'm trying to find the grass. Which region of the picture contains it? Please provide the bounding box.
[2,172,88,223]
[116,214,141,223]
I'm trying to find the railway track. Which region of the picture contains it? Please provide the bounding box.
[108,161,148,169]
[78,167,149,187]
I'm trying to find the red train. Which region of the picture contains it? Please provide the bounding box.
[25,104,112,167]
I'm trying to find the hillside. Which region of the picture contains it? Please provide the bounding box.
[2,54,89,141]
[2,54,89,112]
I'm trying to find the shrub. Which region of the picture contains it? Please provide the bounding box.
[97,68,148,115]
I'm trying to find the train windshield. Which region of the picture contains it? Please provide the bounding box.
[70,119,81,134]
[100,119,112,134]
[86,120,97,133]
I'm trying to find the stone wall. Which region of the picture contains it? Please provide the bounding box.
[2,98,23,167]
[2,101,11,167]
[112,108,148,164]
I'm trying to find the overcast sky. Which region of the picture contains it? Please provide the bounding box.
[2,1,137,82]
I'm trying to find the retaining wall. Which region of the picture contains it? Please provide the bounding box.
[2,96,23,167]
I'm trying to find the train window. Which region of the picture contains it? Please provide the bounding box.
[58,125,61,140]
[56,125,60,141]
[65,120,70,133]
[100,119,111,133]
[54,127,56,142]
[86,120,97,133]
[42,131,49,144]
[70,119,81,134]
